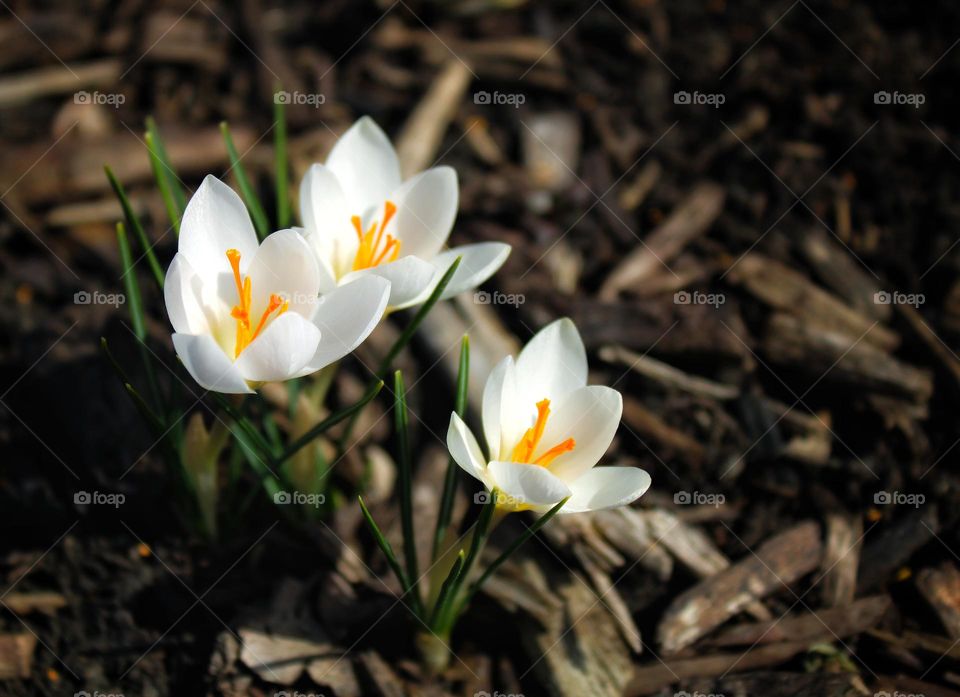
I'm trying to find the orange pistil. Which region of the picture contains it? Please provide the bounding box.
[226,249,289,358]
[351,200,400,270]
[509,398,576,468]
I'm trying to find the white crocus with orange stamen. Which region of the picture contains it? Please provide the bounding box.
[298,116,511,310]
[164,175,391,394]
[446,319,651,513]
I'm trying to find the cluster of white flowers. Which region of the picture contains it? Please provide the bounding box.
[165,117,649,515]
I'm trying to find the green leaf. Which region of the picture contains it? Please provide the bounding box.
[433,334,469,558]
[393,370,420,612]
[273,89,290,229]
[220,121,270,240]
[456,497,569,618]
[359,496,414,595]
[145,117,186,217]
[278,379,383,464]
[336,256,463,453]
[433,486,496,632]
[105,166,164,290]
[429,551,465,627]
[145,132,182,235]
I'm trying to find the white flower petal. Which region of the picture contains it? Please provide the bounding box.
[388,166,458,259]
[561,467,651,514]
[245,229,320,319]
[172,333,253,394]
[299,274,390,373]
[179,175,259,280]
[487,461,571,506]
[487,461,571,507]
[447,413,486,481]
[326,117,402,215]
[515,318,587,402]
[299,163,357,276]
[340,255,437,310]
[538,386,623,482]
[431,242,511,300]
[164,254,213,335]
[482,355,512,462]
[234,312,321,382]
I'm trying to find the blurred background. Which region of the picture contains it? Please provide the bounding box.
[1,0,960,695]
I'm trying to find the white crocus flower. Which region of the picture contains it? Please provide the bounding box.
[165,176,391,394]
[446,319,651,514]
[298,116,510,309]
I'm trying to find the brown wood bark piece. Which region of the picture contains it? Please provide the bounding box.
[600,182,725,299]
[916,563,960,639]
[0,634,35,680]
[762,313,933,403]
[626,642,809,696]
[657,520,823,653]
[728,252,899,351]
[821,513,862,607]
[704,595,890,647]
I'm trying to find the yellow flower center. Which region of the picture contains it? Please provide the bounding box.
[510,398,576,467]
[351,200,400,271]
[226,249,289,359]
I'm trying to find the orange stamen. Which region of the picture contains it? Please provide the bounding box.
[509,398,575,467]
[351,201,402,270]
[224,251,289,358]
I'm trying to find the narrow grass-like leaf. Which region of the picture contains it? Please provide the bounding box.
[105,166,164,290]
[433,334,469,558]
[273,90,290,229]
[429,551,465,627]
[145,117,186,216]
[337,257,463,452]
[359,496,413,595]
[212,393,277,464]
[279,379,383,464]
[116,221,162,410]
[220,121,269,240]
[393,371,420,612]
[145,131,182,235]
[434,488,496,632]
[457,497,569,617]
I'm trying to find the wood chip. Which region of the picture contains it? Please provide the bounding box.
[917,563,960,639]
[600,182,725,299]
[0,633,36,680]
[656,520,823,653]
